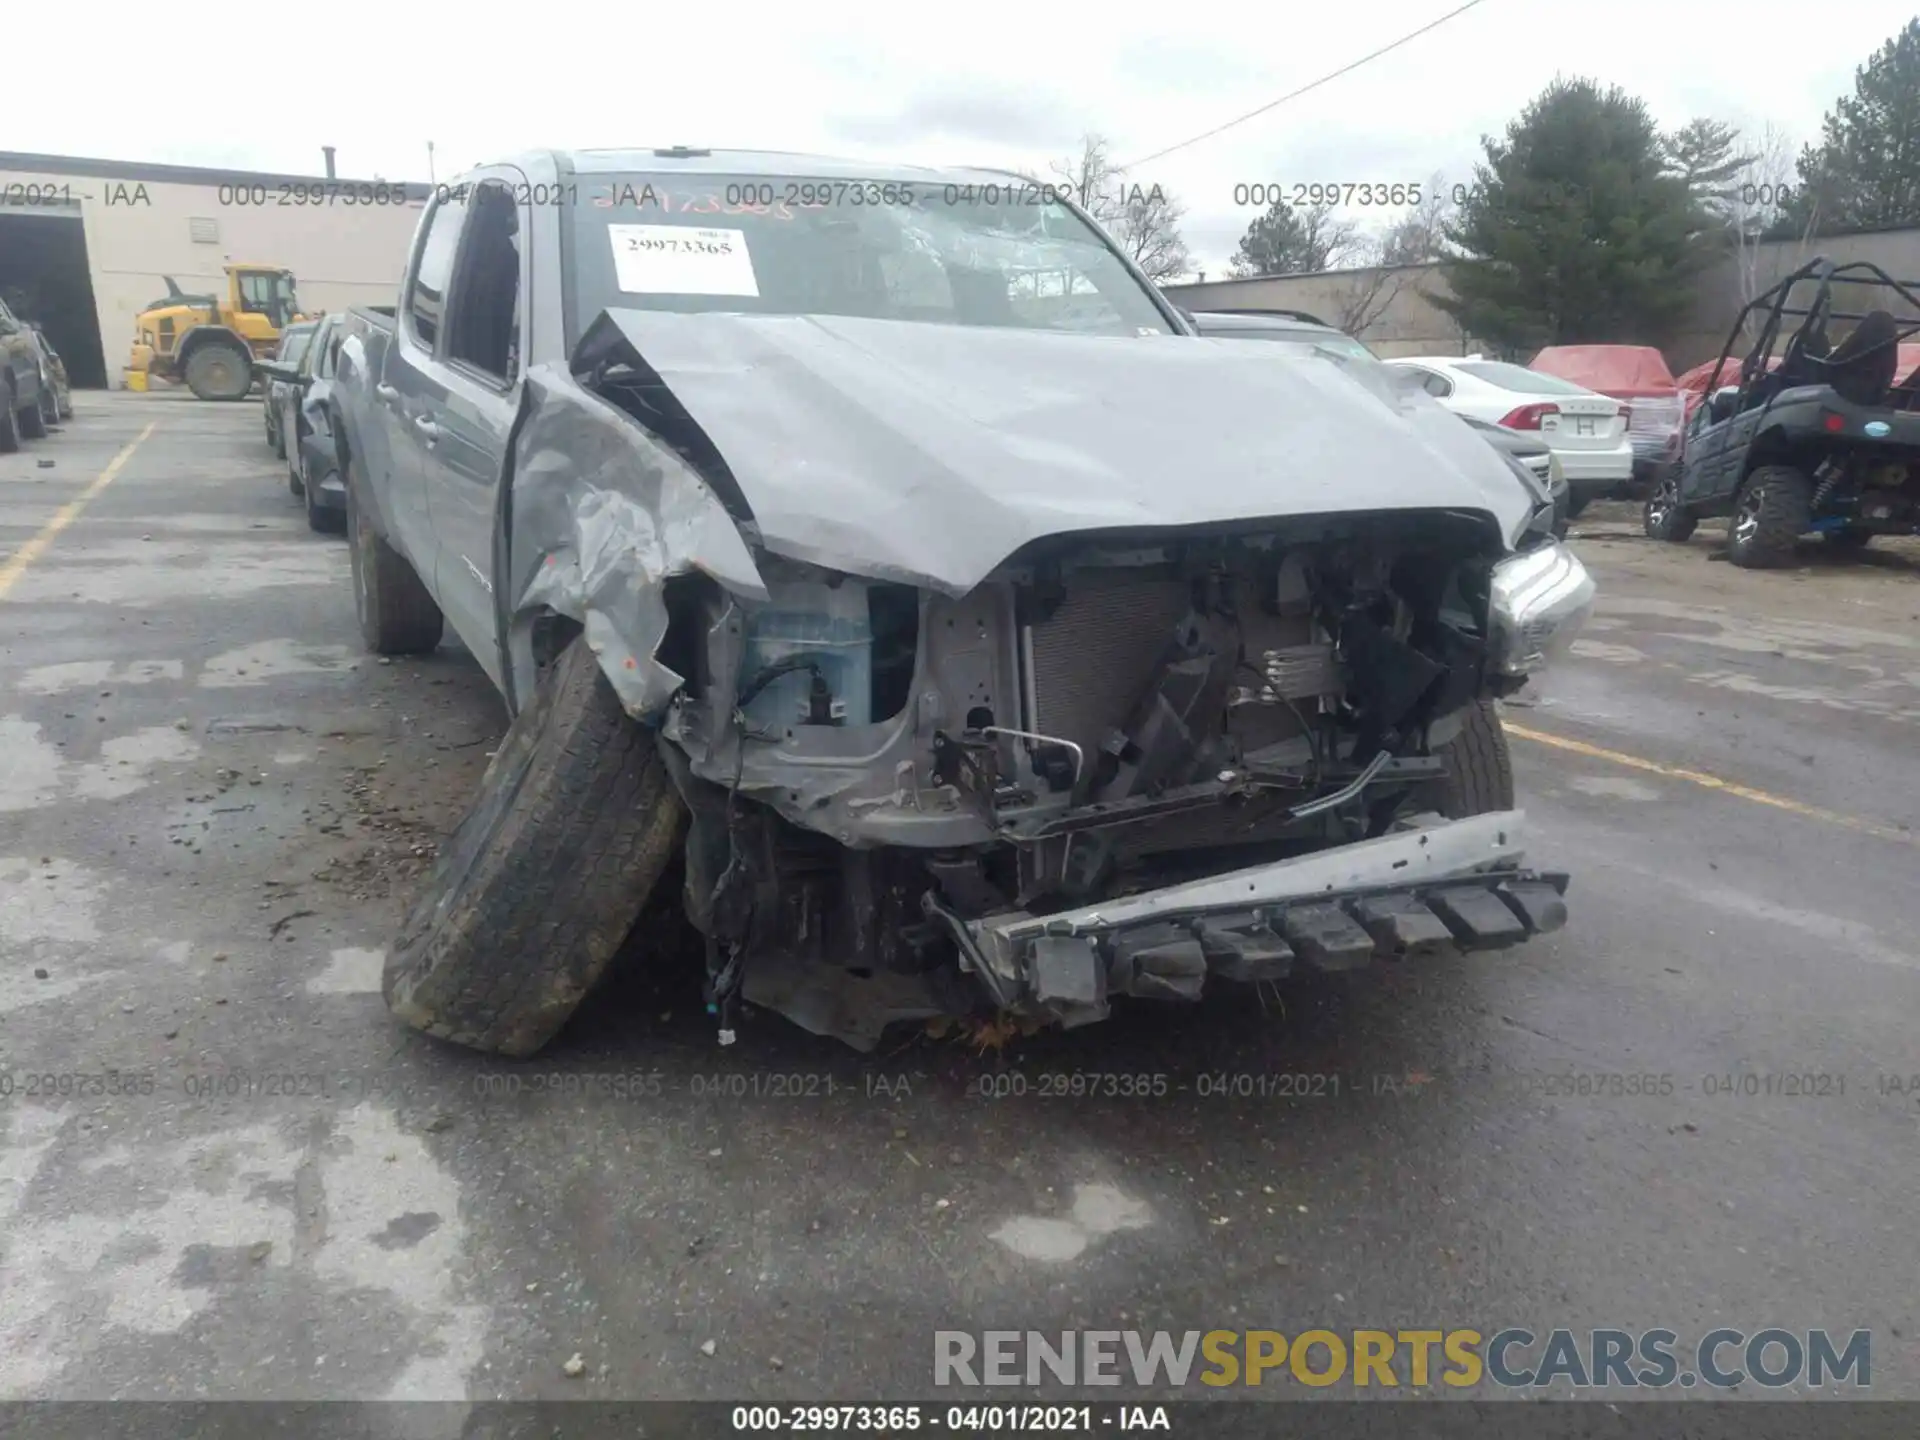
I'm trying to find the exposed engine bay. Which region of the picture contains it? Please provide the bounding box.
[492,307,1594,1050]
[652,516,1570,1049]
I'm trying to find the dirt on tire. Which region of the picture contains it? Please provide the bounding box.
[1728,465,1813,569]
[382,637,688,1057]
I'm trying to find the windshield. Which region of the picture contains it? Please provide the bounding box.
[1203,327,1378,365]
[566,175,1172,341]
[279,326,314,366]
[1454,360,1594,395]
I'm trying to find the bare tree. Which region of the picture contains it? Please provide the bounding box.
[1379,173,1457,265]
[1327,236,1403,337]
[1049,136,1125,227]
[1726,123,1819,341]
[1113,184,1192,281]
[1044,134,1192,281]
[1322,178,1460,339]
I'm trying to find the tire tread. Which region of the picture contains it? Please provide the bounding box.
[383,640,685,1056]
[1437,699,1515,816]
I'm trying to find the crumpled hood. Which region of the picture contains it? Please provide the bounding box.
[580,309,1536,595]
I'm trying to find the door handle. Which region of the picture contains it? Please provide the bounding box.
[413,415,441,443]
[375,383,400,405]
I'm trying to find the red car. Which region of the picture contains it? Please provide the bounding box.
[1530,345,1685,494]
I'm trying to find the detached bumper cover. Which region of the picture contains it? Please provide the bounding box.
[935,811,1566,1025]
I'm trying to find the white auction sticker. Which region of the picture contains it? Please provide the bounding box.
[608,224,759,296]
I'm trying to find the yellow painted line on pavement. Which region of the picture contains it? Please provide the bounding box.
[0,422,157,599]
[1505,721,1916,847]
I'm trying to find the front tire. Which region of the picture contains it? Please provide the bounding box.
[1728,465,1812,569]
[1436,699,1515,816]
[184,342,254,401]
[0,387,21,453]
[1643,474,1698,543]
[383,636,688,1057]
[347,455,443,653]
[19,390,48,440]
[306,467,345,534]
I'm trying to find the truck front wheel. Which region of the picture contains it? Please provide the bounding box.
[184,341,254,401]
[347,457,443,654]
[383,636,688,1057]
[1435,699,1515,817]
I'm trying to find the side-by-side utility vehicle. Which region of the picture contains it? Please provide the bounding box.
[1647,257,1920,566]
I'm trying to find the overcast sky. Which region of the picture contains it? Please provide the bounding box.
[9,0,1915,274]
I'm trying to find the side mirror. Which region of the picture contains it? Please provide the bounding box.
[255,360,297,383]
[1707,385,1740,423]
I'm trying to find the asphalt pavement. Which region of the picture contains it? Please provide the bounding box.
[2,396,1917,1405]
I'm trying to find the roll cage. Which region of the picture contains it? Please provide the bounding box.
[1697,256,1920,420]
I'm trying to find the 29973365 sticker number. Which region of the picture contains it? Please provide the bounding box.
[607,224,761,299]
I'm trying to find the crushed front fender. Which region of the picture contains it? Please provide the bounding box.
[502,362,768,718]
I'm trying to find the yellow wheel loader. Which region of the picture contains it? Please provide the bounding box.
[128,265,308,400]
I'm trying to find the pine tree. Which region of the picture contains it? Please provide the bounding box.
[1229,202,1355,277]
[1664,118,1751,220]
[1435,78,1714,351]
[1783,19,1920,234]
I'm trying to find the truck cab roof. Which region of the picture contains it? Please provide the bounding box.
[470,147,1056,192]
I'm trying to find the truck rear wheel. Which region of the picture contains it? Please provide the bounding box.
[383,636,688,1057]
[0,384,19,453]
[347,457,443,654]
[184,341,254,401]
[1435,699,1515,816]
[1728,465,1812,568]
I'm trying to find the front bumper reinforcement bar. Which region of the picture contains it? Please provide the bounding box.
[924,810,1567,1027]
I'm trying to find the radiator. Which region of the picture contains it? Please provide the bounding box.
[1025,568,1334,763]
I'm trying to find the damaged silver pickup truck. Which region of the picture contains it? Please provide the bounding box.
[329,148,1595,1057]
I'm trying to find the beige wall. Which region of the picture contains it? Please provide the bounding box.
[0,159,424,386]
[1167,226,1920,368]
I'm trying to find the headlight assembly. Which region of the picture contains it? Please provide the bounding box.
[1488,541,1595,676]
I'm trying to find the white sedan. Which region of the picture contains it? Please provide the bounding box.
[1383,356,1633,513]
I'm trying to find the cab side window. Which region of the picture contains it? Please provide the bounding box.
[409,194,469,350]
[444,179,522,385]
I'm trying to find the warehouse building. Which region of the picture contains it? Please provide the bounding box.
[0,151,428,389]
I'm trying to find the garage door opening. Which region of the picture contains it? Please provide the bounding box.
[0,208,108,388]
